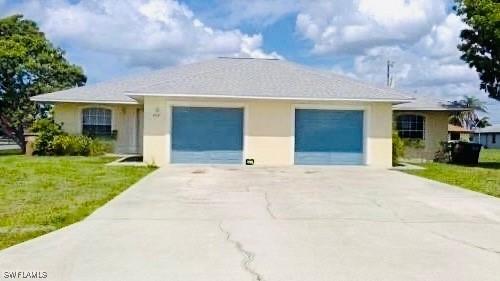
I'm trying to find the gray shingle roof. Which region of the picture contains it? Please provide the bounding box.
[33,58,414,104]
[475,124,500,133]
[393,96,465,111]
[30,68,176,104]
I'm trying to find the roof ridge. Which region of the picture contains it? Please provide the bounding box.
[217,56,280,61]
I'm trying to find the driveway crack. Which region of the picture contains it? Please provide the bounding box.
[427,230,500,255]
[218,222,265,281]
[370,198,406,223]
[263,192,277,220]
[371,199,500,255]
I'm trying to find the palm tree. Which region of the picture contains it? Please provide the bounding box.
[476,116,491,128]
[448,96,489,130]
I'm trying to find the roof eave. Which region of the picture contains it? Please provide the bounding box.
[31,97,139,105]
[393,107,466,111]
[474,130,500,133]
[126,92,414,104]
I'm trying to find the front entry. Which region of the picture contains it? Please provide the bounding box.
[171,106,243,164]
[294,109,364,165]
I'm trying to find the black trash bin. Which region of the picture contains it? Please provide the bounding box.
[450,141,482,165]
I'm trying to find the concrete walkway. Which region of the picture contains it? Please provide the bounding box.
[1,166,500,281]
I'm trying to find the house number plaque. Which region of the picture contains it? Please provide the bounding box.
[153,107,161,118]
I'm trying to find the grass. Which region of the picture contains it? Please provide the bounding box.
[405,149,500,198]
[0,155,155,250]
[0,148,22,156]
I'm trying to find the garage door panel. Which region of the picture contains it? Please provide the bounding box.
[172,107,243,164]
[295,109,364,165]
[294,152,364,165]
[171,151,243,164]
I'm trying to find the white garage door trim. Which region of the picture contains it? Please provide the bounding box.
[291,104,370,165]
[166,100,249,165]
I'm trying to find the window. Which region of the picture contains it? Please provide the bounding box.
[396,115,425,139]
[493,134,497,144]
[450,132,460,141]
[82,108,112,137]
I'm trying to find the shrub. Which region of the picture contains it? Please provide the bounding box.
[52,135,91,155]
[52,135,109,156]
[434,141,453,163]
[31,118,112,156]
[31,118,65,155]
[392,131,405,166]
[89,138,113,156]
[93,138,115,154]
[403,139,425,150]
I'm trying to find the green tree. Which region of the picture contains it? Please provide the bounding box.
[0,15,86,152]
[392,130,405,166]
[476,116,492,128]
[448,95,490,129]
[455,0,500,100]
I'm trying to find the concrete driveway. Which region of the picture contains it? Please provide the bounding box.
[1,166,500,281]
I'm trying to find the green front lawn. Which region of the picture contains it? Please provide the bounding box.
[0,155,155,250]
[405,149,500,198]
[0,148,22,156]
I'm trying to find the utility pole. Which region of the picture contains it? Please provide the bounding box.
[386,60,394,87]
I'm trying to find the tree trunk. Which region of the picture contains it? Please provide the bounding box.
[16,125,26,153]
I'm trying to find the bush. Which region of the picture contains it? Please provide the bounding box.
[93,138,115,154]
[434,141,453,163]
[392,131,405,166]
[52,135,90,155]
[31,118,113,156]
[52,135,109,156]
[403,139,425,150]
[90,138,113,156]
[31,118,65,155]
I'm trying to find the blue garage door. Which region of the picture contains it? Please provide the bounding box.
[295,109,364,165]
[171,107,243,164]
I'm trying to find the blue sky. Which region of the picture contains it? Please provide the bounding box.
[1,0,499,122]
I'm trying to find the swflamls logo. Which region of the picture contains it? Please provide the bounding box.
[2,271,48,279]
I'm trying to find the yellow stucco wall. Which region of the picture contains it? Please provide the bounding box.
[53,103,80,135]
[367,103,393,167]
[53,103,142,154]
[245,101,294,165]
[143,97,169,166]
[458,133,471,142]
[394,111,449,160]
[142,97,394,167]
[448,132,471,142]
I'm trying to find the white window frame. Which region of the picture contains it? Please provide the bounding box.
[81,107,113,137]
[396,114,426,140]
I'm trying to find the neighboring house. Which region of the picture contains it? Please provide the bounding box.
[472,125,500,149]
[448,124,472,141]
[393,98,464,160]
[32,58,418,167]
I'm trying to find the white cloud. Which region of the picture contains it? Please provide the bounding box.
[347,45,500,122]
[349,44,477,90]
[414,14,467,60]
[299,1,498,121]
[1,0,279,80]
[296,0,448,55]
